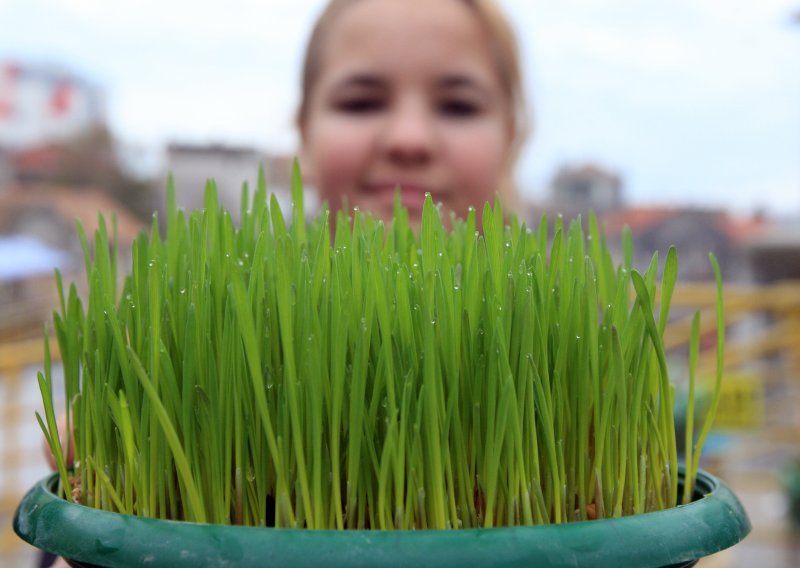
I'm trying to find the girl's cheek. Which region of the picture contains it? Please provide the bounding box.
[311,131,370,202]
[317,121,373,174]
[452,130,507,184]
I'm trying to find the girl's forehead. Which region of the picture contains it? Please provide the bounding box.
[318,0,498,85]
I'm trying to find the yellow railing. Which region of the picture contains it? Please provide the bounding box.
[0,337,61,555]
[665,281,800,373]
[663,281,800,431]
[1,281,799,554]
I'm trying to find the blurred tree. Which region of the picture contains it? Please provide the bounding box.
[12,125,158,221]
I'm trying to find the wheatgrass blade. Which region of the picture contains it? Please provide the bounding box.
[631,271,679,506]
[688,254,725,498]
[683,311,702,504]
[127,347,205,522]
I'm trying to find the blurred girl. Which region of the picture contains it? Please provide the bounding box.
[296,0,529,222]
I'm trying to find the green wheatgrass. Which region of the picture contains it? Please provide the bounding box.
[37,164,725,529]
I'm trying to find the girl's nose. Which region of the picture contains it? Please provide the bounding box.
[379,98,437,166]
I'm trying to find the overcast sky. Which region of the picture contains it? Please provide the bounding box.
[1,0,798,216]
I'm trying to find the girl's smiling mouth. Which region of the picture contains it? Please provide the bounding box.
[363,182,439,212]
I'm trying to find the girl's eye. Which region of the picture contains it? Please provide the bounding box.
[439,99,480,117]
[335,97,384,114]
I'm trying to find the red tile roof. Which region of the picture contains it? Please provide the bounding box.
[598,206,772,244]
[0,183,145,245]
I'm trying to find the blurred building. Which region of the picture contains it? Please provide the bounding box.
[0,184,145,340]
[0,184,143,256]
[165,143,296,218]
[0,149,9,183]
[0,60,105,150]
[599,207,771,281]
[0,234,69,342]
[745,222,800,283]
[549,163,624,216]
[526,160,776,282]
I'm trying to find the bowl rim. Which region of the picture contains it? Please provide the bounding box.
[14,467,751,567]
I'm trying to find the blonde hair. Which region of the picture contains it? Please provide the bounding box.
[296,0,530,207]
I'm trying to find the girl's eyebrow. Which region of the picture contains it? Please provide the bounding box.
[438,74,494,101]
[333,73,386,90]
[439,74,479,88]
[438,73,492,93]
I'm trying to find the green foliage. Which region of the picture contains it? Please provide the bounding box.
[38,171,725,528]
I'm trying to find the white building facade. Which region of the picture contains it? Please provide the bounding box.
[0,60,105,150]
